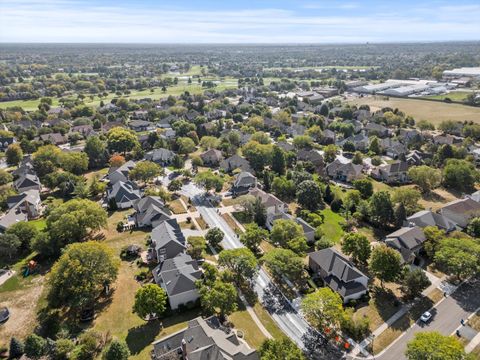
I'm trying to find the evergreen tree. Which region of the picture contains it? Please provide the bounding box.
[9,337,25,359]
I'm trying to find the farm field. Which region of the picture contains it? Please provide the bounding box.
[422,90,474,102]
[348,95,480,125]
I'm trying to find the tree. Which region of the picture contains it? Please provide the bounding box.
[399,267,431,300]
[271,146,286,175]
[369,136,381,155]
[205,227,224,248]
[129,161,161,183]
[296,180,323,211]
[435,237,480,280]
[240,223,269,252]
[187,236,206,260]
[270,219,308,255]
[5,143,23,166]
[33,145,61,178]
[199,280,237,318]
[423,226,445,258]
[394,203,407,228]
[369,191,394,227]
[353,179,373,199]
[194,171,224,192]
[369,245,402,285]
[352,151,363,165]
[6,221,38,251]
[343,189,362,213]
[406,331,466,360]
[84,136,108,169]
[54,338,75,360]
[242,141,273,172]
[407,166,442,193]
[467,217,480,238]
[259,337,306,360]
[46,199,108,247]
[0,169,12,185]
[261,248,304,282]
[271,176,296,200]
[218,248,258,286]
[106,127,139,155]
[176,137,196,154]
[109,154,125,168]
[9,337,24,359]
[47,241,119,309]
[443,159,478,192]
[341,233,371,266]
[103,339,130,360]
[301,288,344,333]
[0,233,21,260]
[293,135,313,149]
[323,144,338,163]
[24,334,47,359]
[392,187,421,215]
[133,284,167,320]
[60,152,89,175]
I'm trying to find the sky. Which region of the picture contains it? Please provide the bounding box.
[1,0,480,43]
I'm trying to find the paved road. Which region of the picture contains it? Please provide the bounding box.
[373,278,480,360]
[180,182,341,359]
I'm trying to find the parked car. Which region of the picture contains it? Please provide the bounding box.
[420,311,432,323]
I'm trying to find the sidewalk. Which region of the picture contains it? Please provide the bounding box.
[465,330,480,353]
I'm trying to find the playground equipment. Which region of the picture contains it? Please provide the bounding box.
[23,260,37,277]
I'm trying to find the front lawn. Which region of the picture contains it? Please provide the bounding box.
[228,301,269,349]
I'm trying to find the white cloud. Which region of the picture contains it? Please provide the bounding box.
[0,0,479,43]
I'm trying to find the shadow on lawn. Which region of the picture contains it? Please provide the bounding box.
[126,320,163,355]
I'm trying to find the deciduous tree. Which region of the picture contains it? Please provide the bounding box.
[406,332,466,360]
[133,284,167,320]
[218,248,258,285]
[369,245,402,285]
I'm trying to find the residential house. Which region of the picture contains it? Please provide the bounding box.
[0,189,42,233]
[365,122,389,137]
[133,196,172,228]
[0,135,15,151]
[248,188,286,224]
[159,128,176,140]
[220,154,253,174]
[308,247,369,303]
[151,316,259,360]
[145,148,175,166]
[371,161,409,184]
[297,150,325,174]
[325,158,363,183]
[152,253,202,310]
[107,181,142,209]
[385,226,427,264]
[157,115,177,129]
[107,160,136,185]
[380,138,407,159]
[404,210,457,232]
[439,197,480,229]
[406,150,430,166]
[200,149,224,167]
[37,133,68,145]
[276,141,295,153]
[231,172,257,196]
[14,173,41,193]
[150,219,186,262]
[129,120,155,132]
[433,133,463,146]
[70,125,95,138]
[322,129,336,145]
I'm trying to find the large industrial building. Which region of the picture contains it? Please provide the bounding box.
[352,79,455,97]
[443,67,480,79]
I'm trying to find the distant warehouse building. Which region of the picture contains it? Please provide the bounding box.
[380,84,431,96]
[443,67,480,80]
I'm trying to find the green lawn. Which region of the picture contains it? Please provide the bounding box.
[423,91,473,101]
[319,209,345,243]
[229,301,269,349]
[29,218,47,231]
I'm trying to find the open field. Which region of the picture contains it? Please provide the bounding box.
[423,90,474,102]
[348,96,480,125]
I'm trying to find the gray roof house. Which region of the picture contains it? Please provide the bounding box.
[152,253,201,310]
[325,158,363,183]
[439,198,480,229]
[145,148,175,166]
[129,120,155,132]
[297,150,324,174]
[150,219,186,262]
[107,180,142,209]
[385,226,427,264]
[365,122,389,137]
[0,189,42,232]
[14,173,41,193]
[404,210,457,232]
[133,196,172,228]
[371,161,409,184]
[231,172,257,196]
[200,149,224,167]
[152,316,259,360]
[308,247,369,303]
[107,160,136,185]
[220,154,253,174]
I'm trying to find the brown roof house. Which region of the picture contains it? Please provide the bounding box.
[439,197,480,229]
[200,149,224,167]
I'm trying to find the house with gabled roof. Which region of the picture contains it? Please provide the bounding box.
[220,154,253,174]
[439,197,480,229]
[371,161,409,184]
[150,219,186,262]
[385,226,427,264]
[107,160,136,185]
[152,316,259,360]
[325,158,363,183]
[145,148,175,166]
[107,180,142,209]
[14,173,41,193]
[308,247,369,303]
[405,210,457,232]
[230,172,257,196]
[200,149,224,167]
[133,196,172,228]
[152,253,202,310]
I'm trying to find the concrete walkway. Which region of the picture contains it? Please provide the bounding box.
[465,331,480,353]
[0,270,15,286]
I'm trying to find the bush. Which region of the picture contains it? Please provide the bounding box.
[9,337,24,359]
[341,308,370,342]
[24,334,47,359]
[116,222,124,233]
[103,339,129,360]
[330,197,343,212]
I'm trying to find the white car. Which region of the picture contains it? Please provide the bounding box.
[420,311,432,323]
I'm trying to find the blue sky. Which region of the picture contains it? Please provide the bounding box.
[1,0,479,43]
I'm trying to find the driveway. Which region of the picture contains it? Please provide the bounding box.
[373,278,480,360]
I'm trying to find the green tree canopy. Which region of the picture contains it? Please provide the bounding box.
[194,170,224,192]
[129,160,161,183]
[259,337,306,360]
[369,191,394,227]
[5,143,23,167]
[270,219,308,255]
[106,127,140,155]
[369,244,402,285]
[341,233,371,266]
[47,241,119,309]
[407,166,442,193]
[296,180,323,211]
[261,248,304,282]
[406,331,467,360]
[301,288,344,333]
[133,284,167,320]
[205,227,224,248]
[443,159,478,192]
[434,237,480,280]
[240,223,269,252]
[198,280,238,317]
[218,248,258,286]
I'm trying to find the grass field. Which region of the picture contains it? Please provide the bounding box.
[348,96,480,125]
[423,90,473,102]
[318,208,345,243]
